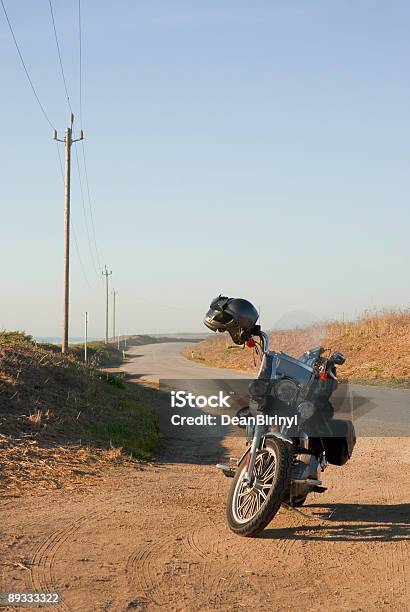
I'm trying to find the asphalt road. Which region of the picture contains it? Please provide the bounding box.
[124,341,248,382]
[124,342,410,436]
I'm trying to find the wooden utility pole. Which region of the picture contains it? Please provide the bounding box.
[112,289,116,340]
[53,114,83,353]
[84,311,88,364]
[102,265,112,344]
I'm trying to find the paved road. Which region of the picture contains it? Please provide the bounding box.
[124,341,249,382]
[124,342,410,436]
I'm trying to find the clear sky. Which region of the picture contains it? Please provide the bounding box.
[1,0,409,338]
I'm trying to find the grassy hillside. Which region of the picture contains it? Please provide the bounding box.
[69,341,124,366]
[0,332,161,494]
[186,309,410,385]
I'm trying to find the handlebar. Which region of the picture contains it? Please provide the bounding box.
[257,331,269,353]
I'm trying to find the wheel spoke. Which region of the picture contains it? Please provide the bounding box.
[259,452,269,473]
[238,493,251,510]
[240,495,253,517]
[237,489,249,499]
[254,455,264,476]
[232,447,279,524]
[255,493,262,512]
[242,498,251,518]
[238,491,253,510]
[261,460,276,482]
[258,488,267,502]
[247,495,257,518]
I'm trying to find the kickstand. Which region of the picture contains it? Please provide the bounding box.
[283,503,336,523]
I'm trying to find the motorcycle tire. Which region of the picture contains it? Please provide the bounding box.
[226,438,292,537]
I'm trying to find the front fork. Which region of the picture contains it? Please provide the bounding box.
[243,424,266,484]
[244,427,326,485]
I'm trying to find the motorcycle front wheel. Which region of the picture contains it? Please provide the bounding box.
[226,438,292,537]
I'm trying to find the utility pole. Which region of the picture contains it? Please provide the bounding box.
[102,265,112,344]
[84,311,88,364]
[112,289,116,340]
[53,114,83,353]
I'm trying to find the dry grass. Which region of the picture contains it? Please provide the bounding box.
[101,446,123,461]
[186,309,410,384]
[0,333,160,494]
[26,408,50,426]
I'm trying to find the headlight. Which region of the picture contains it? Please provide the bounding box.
[275,379,298,404]
[248,378,270,396]
[297,401,316,421]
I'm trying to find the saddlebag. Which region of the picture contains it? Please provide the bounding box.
[321,419,356,466]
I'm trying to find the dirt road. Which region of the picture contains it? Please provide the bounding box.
[1,344,409,611]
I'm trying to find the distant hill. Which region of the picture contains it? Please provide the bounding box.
[186,309,410,386]
[36,333,208,345]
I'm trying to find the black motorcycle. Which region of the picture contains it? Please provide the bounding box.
[217,332,356,537]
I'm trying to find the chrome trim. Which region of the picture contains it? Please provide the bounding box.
[291,478,322,486]
[237,445,252,466]
[299,432,309,449]
[244,424,264,483]
[319,454,328,471]
[216,463,235,478]
[260,331,269,353]
[265,431,293,444]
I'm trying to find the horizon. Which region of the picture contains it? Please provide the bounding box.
[24,303,407,345]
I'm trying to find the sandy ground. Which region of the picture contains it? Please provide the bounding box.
[0,344,409,611]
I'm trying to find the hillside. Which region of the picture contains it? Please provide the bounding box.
[186,309,410,385]
[0,332,161,494]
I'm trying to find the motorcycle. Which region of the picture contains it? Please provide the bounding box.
[216,329,356,537]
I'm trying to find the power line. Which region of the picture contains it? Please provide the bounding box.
[2,0,95,320]
[78,0,102,271]
[48,0,72,113]
[78,0,83,124]
[1,0,55,129]
[56,140,94,290]
[102,266,112,344]
[56,140,65,181]
[80,143,102,271]
[73,144,100,278]
[71,222,94,291]
[49,2,100,283]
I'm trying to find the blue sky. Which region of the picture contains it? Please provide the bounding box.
[1,0,409,337]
